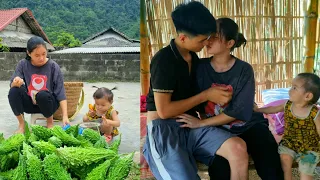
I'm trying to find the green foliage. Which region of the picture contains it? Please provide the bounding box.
[0,0,139,41]
[76,135,94,148]
[85,160,111,180]
[31,141,56,157]
[48,136,62,148]
[53,31,81,48]
[0,123,136,179]
[82,129,100,144]
[56,147,117,167]
[43,154,72,180]
[0,38,9,52]
[31,125,52,141]
[0,133,4,144]
[0,151,19,171]
[126,162,140,180]
[109,134,121,153]
[24,121,30,142]
[12,153,27,180]
[0,168,15,179]
[68,160,104,179]
[107,152,134,180]
[52,126,80,147]
[0,134,25,155]
[27,134,38,144]
[65,124,79,138]
[94,136,108,149]
[24,145,44,180]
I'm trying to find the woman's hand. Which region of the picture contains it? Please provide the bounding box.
[59,100,69,126]
[11,76,24,88]
[176,114,203,128]
[62,115,70,126]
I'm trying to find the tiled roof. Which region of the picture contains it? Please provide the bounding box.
[0,8,52,45]
[0,8,27,31]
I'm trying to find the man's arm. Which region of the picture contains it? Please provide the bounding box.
[154,86,232,119]
[151,50,231,119]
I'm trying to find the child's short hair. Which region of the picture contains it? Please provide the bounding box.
[92,86,117,102]
[297,73,320,104]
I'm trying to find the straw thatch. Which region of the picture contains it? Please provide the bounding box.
[145,0,320,103]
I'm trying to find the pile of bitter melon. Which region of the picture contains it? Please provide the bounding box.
[0,122,134,180]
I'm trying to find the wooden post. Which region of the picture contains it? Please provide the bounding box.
[303,0,318,73]
[140,0,150,95]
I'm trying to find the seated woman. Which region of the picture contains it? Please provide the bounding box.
[177,18,284,179]
[8,36,69,133]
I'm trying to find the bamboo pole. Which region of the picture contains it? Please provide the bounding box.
[140,0,150,95]
[303,0,318,73]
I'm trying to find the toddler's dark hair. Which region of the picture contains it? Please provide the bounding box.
[92,86,117,102]
[297,73,320,104]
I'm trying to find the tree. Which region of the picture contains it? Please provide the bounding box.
[0,38,9,52]
[53,32,82,48]
[0,0,140,40]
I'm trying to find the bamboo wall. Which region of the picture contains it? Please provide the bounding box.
[146,0,316,103]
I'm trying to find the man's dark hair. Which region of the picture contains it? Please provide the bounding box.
[297,73,320,104]
[171,1,216,37]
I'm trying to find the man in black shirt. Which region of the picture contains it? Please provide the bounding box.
[143,2,249,180]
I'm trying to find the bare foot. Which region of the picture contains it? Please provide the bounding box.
[47,123,54,129]
[15,126,24,134]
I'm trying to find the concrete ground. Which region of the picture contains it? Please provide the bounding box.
[0,81,140,154]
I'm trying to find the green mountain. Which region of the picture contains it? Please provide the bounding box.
[0,0,140,42]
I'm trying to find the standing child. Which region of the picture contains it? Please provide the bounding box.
[255,73,320,180]
[83,86,120,142]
